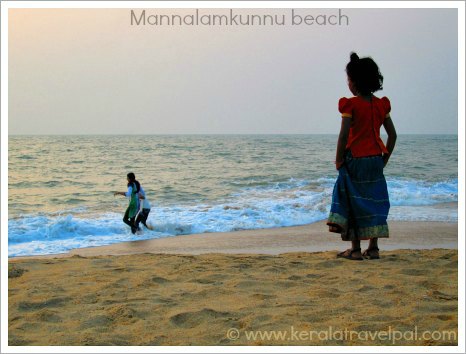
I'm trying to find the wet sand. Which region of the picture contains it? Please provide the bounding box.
[12,221,458,259]
[8,221,458,346]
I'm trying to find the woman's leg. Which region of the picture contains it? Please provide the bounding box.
[141,209,150,228]
[129,216,137,234]
[134,212,142,230]
[123,208,137,233]
[122,208,132,227]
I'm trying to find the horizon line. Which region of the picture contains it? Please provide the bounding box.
[8,132,459,136]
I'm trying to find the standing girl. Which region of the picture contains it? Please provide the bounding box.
[114,172,141,234]
[327,52,397,260]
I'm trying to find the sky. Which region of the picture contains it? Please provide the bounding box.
[7,7,459,135]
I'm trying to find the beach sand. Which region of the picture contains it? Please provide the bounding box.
[8,221,458,346]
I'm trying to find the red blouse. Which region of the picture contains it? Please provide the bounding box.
[339,96,391,158]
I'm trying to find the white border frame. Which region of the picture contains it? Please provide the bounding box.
[1,1,464,353]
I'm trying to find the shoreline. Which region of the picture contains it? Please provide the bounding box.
[9,220,458,261]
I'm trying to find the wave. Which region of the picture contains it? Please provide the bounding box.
[8,177,458,257]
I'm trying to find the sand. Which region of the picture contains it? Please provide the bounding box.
[12,221,458,259]
[8,221,458,346]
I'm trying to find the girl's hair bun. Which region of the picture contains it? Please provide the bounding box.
[345,52,383,94]
[350,52,359,62]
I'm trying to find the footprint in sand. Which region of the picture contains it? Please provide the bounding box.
[262,266,287,273]
[31,309,62,323]
[106,304,138,323]
[430,290,457,301]
[232,263,252,270]
[8,266,26,278]
[315,259,343,269]
[399,268,430,276]
[305,273,322,279]
[18,297,71,311]
[191,278,218,284]
[358,285,376,292]
[170,308,235,328]
[287,261,307,268]
[251,293,276,300]
[313,289,341,298]
[190,273,226,285]
[151,296,176,306]
[80,314,113,329]
[151,276,170,284]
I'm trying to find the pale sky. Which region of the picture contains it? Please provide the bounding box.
[8,7,459,134]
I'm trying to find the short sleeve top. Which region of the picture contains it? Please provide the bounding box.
[338,96,391,157]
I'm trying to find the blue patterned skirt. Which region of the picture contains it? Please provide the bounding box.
[327,151,390,241]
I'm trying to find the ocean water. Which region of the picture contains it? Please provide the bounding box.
[8,135,458,257]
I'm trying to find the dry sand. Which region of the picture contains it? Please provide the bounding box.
[8,221,458,346]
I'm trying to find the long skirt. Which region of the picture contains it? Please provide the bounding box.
[327,151,390,241]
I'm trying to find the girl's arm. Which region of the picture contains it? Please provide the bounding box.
[335,118,351,169]
[114,186,133,197]
[382,117,397,167]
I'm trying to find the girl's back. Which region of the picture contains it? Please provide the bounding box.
[339,95,391,157]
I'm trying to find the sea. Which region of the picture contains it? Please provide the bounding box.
[7,135,458,257]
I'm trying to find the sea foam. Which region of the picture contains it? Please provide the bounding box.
[8,177,457,257]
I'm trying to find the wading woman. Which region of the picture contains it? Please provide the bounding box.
[114,172,141,234]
